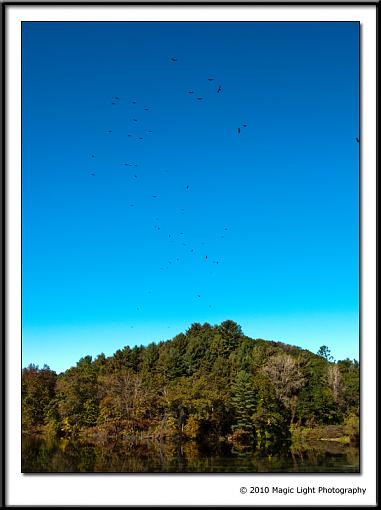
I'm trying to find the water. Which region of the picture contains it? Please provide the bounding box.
[22,435,359,473]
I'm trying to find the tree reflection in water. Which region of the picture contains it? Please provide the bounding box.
[22,434,359,473]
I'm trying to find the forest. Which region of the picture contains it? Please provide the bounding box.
[22,321,359,451]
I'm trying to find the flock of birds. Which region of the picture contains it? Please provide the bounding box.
[86,55,360,321]
[86,56,251,314]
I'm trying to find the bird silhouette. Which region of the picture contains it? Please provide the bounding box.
[208,78,214,81]
[217,85,222,93]
[188,91,194,94]
[91,154,95,158]
[197,97,203,101]
[106,130,112,133]
[90,173,96,176]
[144,108,149,111]
[132,101,137,104]
[148,130,153,133]
[128,134,132,137]
[237,127,241,134]
[356,137,360,143]
[186,185,189,190]
[242,124,248,128]
[111,102,116,105]
[170,57,177,62]
[133,119,138,122]
[152,195,158,198]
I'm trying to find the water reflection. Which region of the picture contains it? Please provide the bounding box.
[22,435,359,473]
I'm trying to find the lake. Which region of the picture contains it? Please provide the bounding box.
[22,434,359,473]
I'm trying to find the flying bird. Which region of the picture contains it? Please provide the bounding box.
[170,57,178,62]
[91,154,95,158]
[152,195,158,198]
[237,127,241,134]
[186,185,189,190]
[188,91,194,94]
[197,97,203,101]
[144,108,149,111]
[90,173,96,176]
[133,119,138,122]
[242,124,248,128]
[115,96,120,100]
[356,137,360,143]
[132,101,137,104]
[148,130,153,133]
[217,85,222,93]
[128,134,132,137]
[207,78,214,81]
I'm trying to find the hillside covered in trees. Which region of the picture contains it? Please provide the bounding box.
[22,321,359,450]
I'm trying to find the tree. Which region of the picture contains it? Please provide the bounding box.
[317,345,334,362]
[98,370,156,436]
[55,356,99,432]
[231,370,257,438]
[327,364,344,407]
[261,354,305,424]
[22,364,57,430]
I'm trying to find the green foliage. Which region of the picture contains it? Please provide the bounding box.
[231,371,256,435]
[22,322,359,450]
[317,345,335,362]
[22,364,57,430]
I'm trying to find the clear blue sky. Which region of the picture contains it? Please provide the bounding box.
[22,22,359,373]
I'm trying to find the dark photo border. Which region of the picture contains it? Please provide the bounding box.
[2,1,378,507]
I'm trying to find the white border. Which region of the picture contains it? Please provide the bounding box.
[6,5,377,506]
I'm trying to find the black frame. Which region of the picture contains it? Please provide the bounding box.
[1,1,378,506]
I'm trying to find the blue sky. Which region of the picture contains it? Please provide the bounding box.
[22,22,359,373]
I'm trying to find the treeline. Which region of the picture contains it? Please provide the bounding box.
[22,320,359,449]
